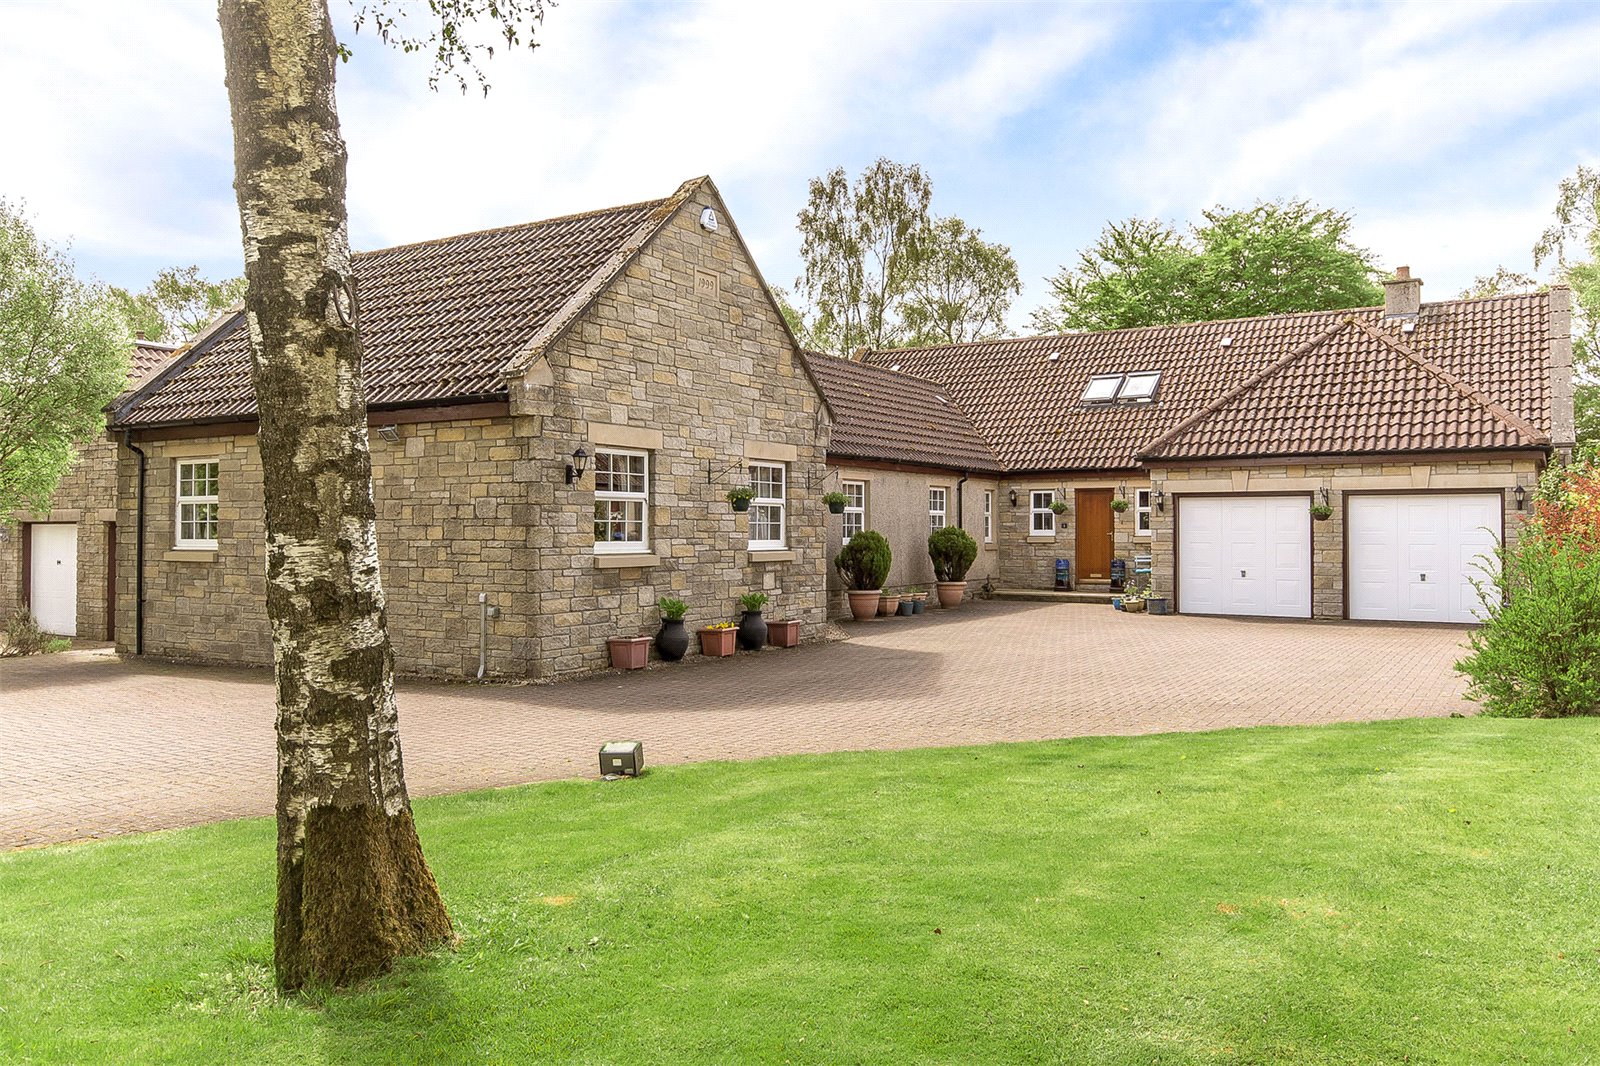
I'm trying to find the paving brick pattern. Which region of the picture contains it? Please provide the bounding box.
[0,602,1476,849]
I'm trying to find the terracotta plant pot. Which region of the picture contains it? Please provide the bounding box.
[698,627,736,657]
[737,609,768,651]
[935,581,967,609]
[606,636,651,670]
[846,589,882,621]
[877,593,901,616]
[655,618,689,662]
[767,619,801,648]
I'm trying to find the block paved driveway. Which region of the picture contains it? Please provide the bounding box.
[0,601,1476,848]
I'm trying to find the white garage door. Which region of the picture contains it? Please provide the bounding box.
[1178,497,1311,618]
[1347,494,1501,623]
[29,523,78,636]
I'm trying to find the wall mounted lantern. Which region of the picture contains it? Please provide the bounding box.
[1009,487,1019,508]
[1514,484,1526,512]
[566,446,589,485]
[376,424,400,444]
[1154,487,1166,513]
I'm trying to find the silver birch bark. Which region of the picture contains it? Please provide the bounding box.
[218,0,451,990]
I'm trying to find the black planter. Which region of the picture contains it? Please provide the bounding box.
[731,498,751,513]
[737,610,768,651]
[656,618,689,661]
[910,598,925,614]
[897,600,915,616]
[827,500,846,514]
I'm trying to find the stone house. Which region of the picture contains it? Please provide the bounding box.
[800,353,1003,614]
[100,177,834,679]
[824,269,1574,624]
[1,336,178,640]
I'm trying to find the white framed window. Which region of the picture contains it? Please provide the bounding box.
[1135,488,1152,537]
[593,448,649,553]
[842,480,866,544]
[175,459,220,549]
[749,462,786,550]
[929,487,948,532]
[1031,490,1055,535]
[983,490,994,543]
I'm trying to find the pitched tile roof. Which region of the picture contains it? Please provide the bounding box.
[111,180,706,427]
[800,352,1002,473]
[863,292,1553,471]
[1139,318,1549,461]
[130,338,180,383]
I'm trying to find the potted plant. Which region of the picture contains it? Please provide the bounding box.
[606,635,651,670]
[767,618,801,648]
[1311,503,1334,521]
[727,486,754,513]
[823,490,848,515]
[928,526,978,609]
[897,595,915,616]
[1050,499,1069,515]
[1111,497,1130,514]
[878,589,902,616]
[834,530,891,620]
[737,592,769,650]
[699,622,737,657]
[655,597,689,662]
[1121,591,1146,613]
[906,586,926,614]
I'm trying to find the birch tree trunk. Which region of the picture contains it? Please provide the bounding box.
[218,0,451,990]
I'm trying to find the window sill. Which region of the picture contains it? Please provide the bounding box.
[165,548,217,563]
[983,542,998,551]
[1027,533,1057,541]
[594,552,660,569]
[749,549,796,563]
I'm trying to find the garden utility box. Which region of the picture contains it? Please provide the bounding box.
[600,741,644,777]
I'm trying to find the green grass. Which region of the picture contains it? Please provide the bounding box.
[3,718,1599,1064]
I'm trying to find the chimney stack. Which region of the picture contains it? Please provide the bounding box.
[1382,265,1422,319]
[135,330,146,341]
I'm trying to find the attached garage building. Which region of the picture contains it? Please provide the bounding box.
[1141,277,1569,623]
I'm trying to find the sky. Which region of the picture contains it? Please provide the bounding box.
[3,0,1599,331]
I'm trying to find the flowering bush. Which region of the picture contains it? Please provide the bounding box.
[1457,451,1600,717]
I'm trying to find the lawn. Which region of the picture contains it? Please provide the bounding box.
[2,718,1598,1065]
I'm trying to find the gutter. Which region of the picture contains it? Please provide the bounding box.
[120,430,147,655]
[956,473,969,528]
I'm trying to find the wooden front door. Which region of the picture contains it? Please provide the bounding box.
[1075,488,1114,580]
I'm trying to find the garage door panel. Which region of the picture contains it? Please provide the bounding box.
[1179,497,1310,619]
[1348,494,1500,623]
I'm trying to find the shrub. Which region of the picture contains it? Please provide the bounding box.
[658,597,687,622]
[2,610,52,657]
[1456,453,1600,717]
[835,530,891,590]
[928,526,978,582]
[738,592,769,612]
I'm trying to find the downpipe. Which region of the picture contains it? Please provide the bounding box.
[121,430,147,655]
[476,592,500,680]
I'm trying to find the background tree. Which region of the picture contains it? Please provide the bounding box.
[1534,164,1599,449]
[1458,266,1540,299]
[796,159,933,352]
[217,0,544,991]
[901,217,1021,346]
[1032,199,1382,333]
[110,266,246,343]
[1029,218,1199,333]
[0,200,128,518]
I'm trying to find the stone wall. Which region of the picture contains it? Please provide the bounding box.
[511,185,831,676]
[994,475,1152,590]
[822,463,1001,615]
[1,436,120,640]
[114,417,538,677]
[1145,455,1541,619]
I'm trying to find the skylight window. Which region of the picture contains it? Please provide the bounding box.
[1079,371,1163,405]
[1081,374,1124,404]
[1120,371,1162,402]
